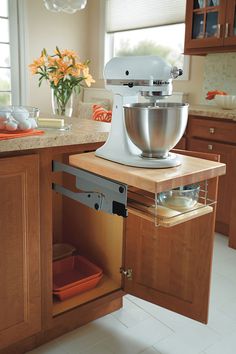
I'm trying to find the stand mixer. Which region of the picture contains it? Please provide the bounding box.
[95,56,189,168]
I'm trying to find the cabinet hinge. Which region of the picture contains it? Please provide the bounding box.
[120,267,133,280]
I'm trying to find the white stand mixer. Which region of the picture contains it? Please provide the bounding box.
[95,56,188,168]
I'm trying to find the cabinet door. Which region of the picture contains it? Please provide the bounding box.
[123,150,218,324]
[187,137,236,235]
[0,154,41,349]
[185,0,225,51]
[224,0,236,45]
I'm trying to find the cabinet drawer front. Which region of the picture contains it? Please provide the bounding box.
[188,117,236,144]
[187,138,235,229]
[187,137,236,157]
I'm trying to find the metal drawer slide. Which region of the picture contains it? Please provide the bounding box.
[52,161,128,217]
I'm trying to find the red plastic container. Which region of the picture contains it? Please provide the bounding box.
[53,255,103,300]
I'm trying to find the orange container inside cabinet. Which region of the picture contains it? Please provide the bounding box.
[53,255,103,300]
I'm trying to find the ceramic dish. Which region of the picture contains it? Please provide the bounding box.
[53,255,103,300]
[214,95,236,110]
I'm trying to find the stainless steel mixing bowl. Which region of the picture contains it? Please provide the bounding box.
[124,102,189,158]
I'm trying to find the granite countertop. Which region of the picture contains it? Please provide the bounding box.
[189,105,236,120]
[1,106,236,154]
[0,118,110,154]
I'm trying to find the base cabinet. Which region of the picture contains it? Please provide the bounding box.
[186,115,236,248]
[187,137,236,236]
[0,144,223,353]
[0,154,41,350]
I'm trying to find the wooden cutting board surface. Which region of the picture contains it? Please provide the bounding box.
[69,152,225,193]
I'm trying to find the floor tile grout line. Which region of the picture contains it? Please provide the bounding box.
[124,297,175,334]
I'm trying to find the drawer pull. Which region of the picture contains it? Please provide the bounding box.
[217,24,221,38]
[225,23,229,38]
[208,144,213,150]
[209,128,215,134]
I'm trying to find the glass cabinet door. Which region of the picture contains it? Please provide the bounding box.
[224,0,236,45]
[186,0,224,49]
[192,0,221,39]
[185,0,236,53]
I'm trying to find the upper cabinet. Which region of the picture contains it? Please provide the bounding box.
[184,0,236,54]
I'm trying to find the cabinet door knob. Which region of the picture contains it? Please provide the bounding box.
[208,144,213,150]
[209,127,215,134]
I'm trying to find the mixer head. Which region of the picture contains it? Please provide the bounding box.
[104,56,183,99]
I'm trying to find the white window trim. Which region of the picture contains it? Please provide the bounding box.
[98,0,107,80]
[180,55,190,81]
[8,0,28,105]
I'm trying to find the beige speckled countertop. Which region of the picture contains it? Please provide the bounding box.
[0,118,110,154]
[189,105,236,120]
[1,106,236,154]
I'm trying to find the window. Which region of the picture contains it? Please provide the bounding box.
[0,0,11,105]
[0,0,27,105]
[105,0,189,80]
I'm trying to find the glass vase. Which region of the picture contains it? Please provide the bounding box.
[51,88,74,117]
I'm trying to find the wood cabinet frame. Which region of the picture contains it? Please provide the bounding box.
[186,115,236,249]
[0,144,224,353]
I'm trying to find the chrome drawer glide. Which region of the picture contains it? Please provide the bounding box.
[52,161,128,217]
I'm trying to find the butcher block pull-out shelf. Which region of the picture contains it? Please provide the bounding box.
[66,152,225,226]
[69,152,225,194]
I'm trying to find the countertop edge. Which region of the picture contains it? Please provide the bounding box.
[0,119,110,154]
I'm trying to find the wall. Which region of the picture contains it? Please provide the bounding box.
[27,0,233,111]
[87,0,106,88]
[26,0,89,114]
[201,53,236,105]
[173,56,205,105]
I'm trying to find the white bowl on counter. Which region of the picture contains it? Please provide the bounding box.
[0,106,39,131]
[214,95,236,110]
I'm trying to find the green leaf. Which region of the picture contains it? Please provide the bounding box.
[56,46,62,58]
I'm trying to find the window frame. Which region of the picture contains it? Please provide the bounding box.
[0,0,28,106]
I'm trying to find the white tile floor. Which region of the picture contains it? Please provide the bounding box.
[27,233,236,354]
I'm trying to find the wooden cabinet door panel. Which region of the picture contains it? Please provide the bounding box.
[0,154,41,349]
[124,210,215,324]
